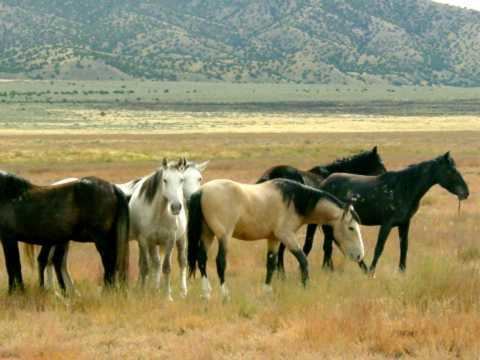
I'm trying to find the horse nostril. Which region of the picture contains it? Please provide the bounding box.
[171,203,182,214]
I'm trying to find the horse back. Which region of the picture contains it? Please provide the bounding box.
[256,165,305,184]
[201,179,287,240]
[1,177,118,243]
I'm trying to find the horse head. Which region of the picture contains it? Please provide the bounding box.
[183,160,209,201]
[435,152,469,200]
[333,201,364,262]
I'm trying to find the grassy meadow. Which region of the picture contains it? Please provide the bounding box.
[0,130,479,359]
[0,80,479,358]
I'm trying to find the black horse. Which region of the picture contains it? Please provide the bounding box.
[321,152,469,274]
[0,172,129,293]
[256,146,387,273]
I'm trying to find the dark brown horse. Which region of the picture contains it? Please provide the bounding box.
[321,152,469,274]
[256,147,386,273]
[0,171,129,293]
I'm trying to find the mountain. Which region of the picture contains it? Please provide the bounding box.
[1,0,479,85]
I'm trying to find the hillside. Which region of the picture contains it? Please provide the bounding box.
[1,0,479,85]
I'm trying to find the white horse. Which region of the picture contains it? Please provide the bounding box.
[24,159,209,298]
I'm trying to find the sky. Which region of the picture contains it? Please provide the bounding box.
[433,0,480,11]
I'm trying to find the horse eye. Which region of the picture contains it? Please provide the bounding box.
[198,177,202,182]
[163,179,167,184]
[180,178,184,183]
[348,226,354,231]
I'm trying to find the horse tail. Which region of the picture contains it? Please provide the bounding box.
[23,243,36,269]
[187,190,204,278]
[113,186,130,286]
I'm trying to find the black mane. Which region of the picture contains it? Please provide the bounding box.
[309,149,377,176]
[0,171,33,201]
[272,178,343,217]
[139,170,162,204]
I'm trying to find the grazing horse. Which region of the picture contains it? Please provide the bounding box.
[25,159,208,298]
[256,146,386,273]
[187,179,365,299]
[0,171,129,293]
[321,152,469,274]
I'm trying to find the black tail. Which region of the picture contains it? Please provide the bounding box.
[113,186,130,286]
[187,190,204,278]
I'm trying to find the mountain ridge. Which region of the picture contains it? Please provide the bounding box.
[1,0,479,85]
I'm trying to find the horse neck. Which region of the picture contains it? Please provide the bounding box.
[304,197,341,226]
[398,161,438,204]
[311,156,370,176]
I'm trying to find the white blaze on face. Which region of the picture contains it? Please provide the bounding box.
[162,167,185,215]
[334,205,365,262]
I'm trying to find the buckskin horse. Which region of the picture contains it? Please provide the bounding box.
[187,178,365,300]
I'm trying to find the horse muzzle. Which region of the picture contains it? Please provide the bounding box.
[170,202,182,215]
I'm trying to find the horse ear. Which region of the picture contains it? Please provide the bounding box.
[444,151,451,159]
[162,158,168,167]
[197,160,209,172]
[372,146,378,154]
[342,200,352,220]
[177,157,186,169]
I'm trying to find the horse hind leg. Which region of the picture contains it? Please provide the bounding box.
[198,224,214,300]
[398,221,411,272]
[176,233,188,298]
[216,236,230,301]
[94,235,116,288]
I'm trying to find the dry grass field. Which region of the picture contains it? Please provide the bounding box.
[0,129,479,359]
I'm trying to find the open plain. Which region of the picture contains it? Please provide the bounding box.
[0,126,479,359]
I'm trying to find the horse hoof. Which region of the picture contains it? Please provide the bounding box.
[221,285,230,302]
[201,292,211,301]
[179,290,188,299]
[262,284,273,294]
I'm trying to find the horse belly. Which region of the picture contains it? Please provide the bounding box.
[232,214,273,241]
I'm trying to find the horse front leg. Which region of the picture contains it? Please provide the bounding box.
[321,225,335,271]
[398,221,411,272]
[148,243,161,289]
[52,243,76,296]
[276,243,286,278]
[161,242,174,301]
[265,238,279,292]
[37,244,52,290]
[137,239,150,287]
[278,232,309,287]
[176,233,188,298]
[1,238,24,293]
[369,224,394,276]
